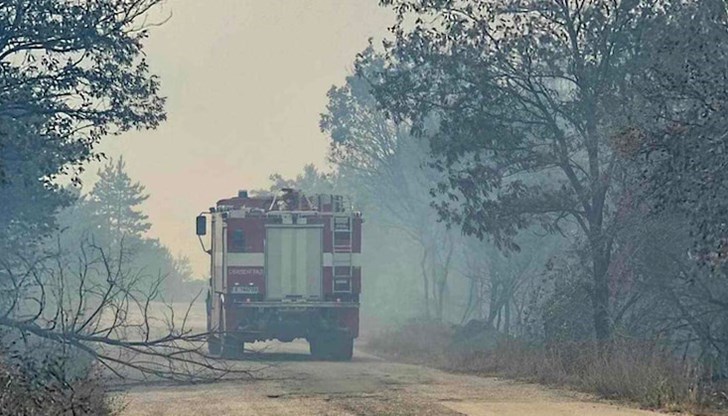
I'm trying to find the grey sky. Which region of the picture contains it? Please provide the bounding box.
[88,0,392,276]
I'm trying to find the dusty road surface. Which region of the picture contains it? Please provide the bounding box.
[120,340,664,416]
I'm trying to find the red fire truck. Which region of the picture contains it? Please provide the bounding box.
[196,189,362,360]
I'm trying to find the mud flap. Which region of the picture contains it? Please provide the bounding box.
[207,335,222,355]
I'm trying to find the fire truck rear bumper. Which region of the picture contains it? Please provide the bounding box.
[225,302,360,343]
[234,301,359,309]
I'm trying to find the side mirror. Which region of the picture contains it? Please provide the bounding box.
[196,215,207,236]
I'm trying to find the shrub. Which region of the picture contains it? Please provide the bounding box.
[366,318,454,364]
[0,354,119,416]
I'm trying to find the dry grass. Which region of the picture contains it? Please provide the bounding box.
[366,318,456,363]
[0,301,208,415]
[367,320,728,414]
[0,359,120,416]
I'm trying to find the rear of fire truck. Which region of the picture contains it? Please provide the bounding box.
[196,189,362,360]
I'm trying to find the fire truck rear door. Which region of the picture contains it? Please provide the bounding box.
[265,225,323,300]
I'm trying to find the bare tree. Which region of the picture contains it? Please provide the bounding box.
[459,233,558,336]
[0,235,250,383]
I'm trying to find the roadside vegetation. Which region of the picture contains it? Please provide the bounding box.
[0,354,121,416]
[274,1,728,415]
[0,1,226,414]
[367,321,726,414]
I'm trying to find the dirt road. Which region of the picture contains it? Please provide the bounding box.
[120,340,664,416]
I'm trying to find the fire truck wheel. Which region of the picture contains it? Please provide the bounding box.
[207,336,221,355]
[308,337,323,359]
[331,336,354,361]
[309,334,353,361]
[221,335,244,359]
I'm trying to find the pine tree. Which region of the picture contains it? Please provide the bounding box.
[88,157,151,241]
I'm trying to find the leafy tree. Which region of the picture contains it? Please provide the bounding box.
[0,1,229,390]
[361,0,724,341]
[0,0,166,247]
[88,156,151,240]
[635,3,728,266]
[322,64,463,320]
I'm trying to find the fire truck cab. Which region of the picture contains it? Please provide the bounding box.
[196,189,362,360]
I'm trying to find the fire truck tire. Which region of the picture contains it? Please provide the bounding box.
[308,337,323,359]
[207,336,222,355]
[309,334,353,361]
[332,336,354,361]
[221,334,244,359]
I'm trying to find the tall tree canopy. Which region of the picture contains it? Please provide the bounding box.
[362,0,728,340]
[0,0,166,247]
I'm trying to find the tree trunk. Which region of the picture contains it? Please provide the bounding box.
[591,241,612,342]
[434,279,445,321]
[487,281,500,326]
[421,247,430,318]
[504,299,511,336]
[461,278,477,324]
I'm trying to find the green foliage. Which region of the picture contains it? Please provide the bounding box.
[55,157,195,298]
[0,117,72,252]
[366,0,662,239]
[319,48,569,325]
[635,4,728,265]
[88,157,151,240]
[363,0,728,341]
[0,0,166,178]
[322,59,469,321]
[0,0,165,250]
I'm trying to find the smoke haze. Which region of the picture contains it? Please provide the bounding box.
[84,0,393,276]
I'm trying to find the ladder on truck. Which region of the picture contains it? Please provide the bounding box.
[332,216,353,293]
